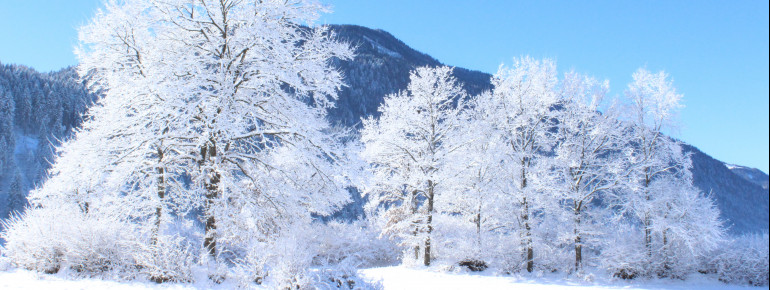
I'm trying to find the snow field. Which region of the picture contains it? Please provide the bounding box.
[0,266,763,290]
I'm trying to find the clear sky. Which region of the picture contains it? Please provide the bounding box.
[0,0,768,173]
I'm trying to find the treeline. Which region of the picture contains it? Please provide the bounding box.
[0,0,766,289]
[360,62,766,285]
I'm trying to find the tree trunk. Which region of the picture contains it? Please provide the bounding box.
[574,208,582,270]
[202,141,220,257]
[424,180,435,266]
[523,200,533,273]
[643,172,652,258]
[662,227,670,275]
[475,210,482,252]
[410,190,420,260]
[76,189,89,214]
[644,214,652,257]
[152,149,165,245]
[521,163,534,273]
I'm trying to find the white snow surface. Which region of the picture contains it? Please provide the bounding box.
[0,266,763,290]
[363,35,402,59]
[0,269,197,290]
[359,266,759,290]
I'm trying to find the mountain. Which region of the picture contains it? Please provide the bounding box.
[684,145,769,233]
[325,25,491,127]
[0,24,766,234]
[0,63,97,218]
[726,164,769,190]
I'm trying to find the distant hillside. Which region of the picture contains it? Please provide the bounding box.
[0,64,97,218]
[684,145,769,233]
[727,164,769,190]
[0,25,767,234]
[325,25,491,127]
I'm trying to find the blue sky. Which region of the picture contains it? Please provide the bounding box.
[0,0,768,173]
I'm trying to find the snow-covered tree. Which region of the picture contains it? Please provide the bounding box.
[28,0,190,248]
[440,92,507,262]
[621,68,689,258]
[484,57,560,272]
[614,68,725,277]
[74,0,354,258]
[9,2,356,285]
[362,66,467,266]
[552,72,624,271]
[647,175,724,276]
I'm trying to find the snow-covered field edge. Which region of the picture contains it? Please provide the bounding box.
[0,265,763,290]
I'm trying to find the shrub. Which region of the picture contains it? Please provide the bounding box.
[599,225,649,279]
[1,203,138,278]
[313,220,399,268]
[458,259,488,272]
[133,234,196,283]
[705,233,769,286]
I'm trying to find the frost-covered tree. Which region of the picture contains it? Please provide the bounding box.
[72,0,354,259]
[647,175,724,276]
[32,0,192,248]
[613,68,725,277]
[10,2,356,284]
[441,92,508,261]
[553,72,624,270]
[484,57,560,272]
[621,69,689,258]
[362,66,467,266]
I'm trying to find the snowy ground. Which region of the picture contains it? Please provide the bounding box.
[359,266,762,290]
[0,269,196,290]
[0,266,763,289]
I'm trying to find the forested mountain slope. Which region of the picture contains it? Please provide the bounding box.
[727,164,769,190]
[0,64,96,218]
[0,24,766,234]
[685,144,769,233]
[326,25,491,127]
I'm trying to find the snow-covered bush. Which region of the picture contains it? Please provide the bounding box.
[599,221,713,280]
[229,222,384,289]
[230,242,271,287]
[308,262,383,290]
[313,220,399,268]
[430,215,478,265]
[705,233,769,286]
[533,213,577,274]
[273,223,385,289]
[1,203,138,277]
[599,224,649,279]
[485,231,523,274]
[133,234,196,283]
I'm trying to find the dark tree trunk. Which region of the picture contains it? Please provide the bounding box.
[523,203,533,273]
[574,208,582,270]
[521,163,534,273]
[201,141,220,257]
[662,225,671,275]
[424,180,435,266]
[152,148,165,245]
[410,190,420,260]
[643,172,652,258]
[475,211,482,251]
